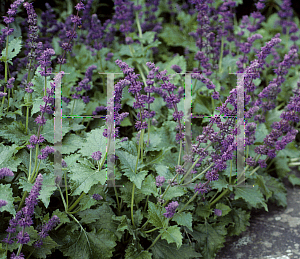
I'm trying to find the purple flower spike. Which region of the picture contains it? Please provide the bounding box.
[0,167,14,179]
[156,176,165,187]
[92,151,102,161]
[163,201,179,218]
[34,215,60,248]
[10,252,25,259]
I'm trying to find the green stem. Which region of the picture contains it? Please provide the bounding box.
[68,192,85,212]
[178,139,182,166]
[131,183,136,227]
[144,227,159,234]
[177,192,198,214]
[180,163,214,187]
[114,185,120,215]
[144,195,149,212]
[209,188,229,208]
[65,170,68,209]
[146,219,169,251]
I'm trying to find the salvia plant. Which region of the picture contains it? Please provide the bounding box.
[0,0,300,258]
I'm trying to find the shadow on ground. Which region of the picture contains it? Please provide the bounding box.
[215,167,300,259]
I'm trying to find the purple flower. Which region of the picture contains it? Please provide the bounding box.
[171,65,182,73]
[75,2,85,11]
[214,209,222,216]
[92,194,103,200]
[105,52,114,61]
[0,167,14,179]
[34,215,60,248]
[10,252,25,259]
[163,201,179,218]
[62,159,67,168]
[195,182,211,195]
[0,200,8,208]
[38,146,55,160]
[175,165,186,175]
[16,231,30,244]
[92,151,102,161]
[156,176,165,187]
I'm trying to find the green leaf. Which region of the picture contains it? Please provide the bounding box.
[172,212,193,232]
[52,209,71,225]
[78,127,106,158]
[68,99,86,115]
[164,55,187,75]
[234,184,268,211]
[0,184,16,216]
[215,203,231,217]
[41,118,71,144]
[254,174,272,201]
[163,186,187,201]
[139,31,156,44]
[141,174,158,196]
[225,207,250,236]
[263,174,287,207]
[186,221,227,259]
[92,203,122,241]
[116,150,146,189]
[31,98,45,116]
[159,225,183,249]
[147,201,167,229]
[1,36,22,60]
[195,203,212,219]
[18,173,57,208]
[0,121,28,145]
[151,239,201,259]
[88,229,118,258]
[78,207,104,224]
[254,123,269,143]
[31,236,60,259]
[288,174,300,186]
[125,243,152,259]
[274,155,291,178]
[69,163,107,195]
[0,143,19,166]
[62,133,84,154]
[120,182,145,206]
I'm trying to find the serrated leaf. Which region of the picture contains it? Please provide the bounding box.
[31,98,45,116]
[0,143,19,166]
[62,133,84,154]
[163,186,187,201]
[195,203,212,219]
[69,163,107,195]
[88,229,117,258]
[52,209,70,225]
[288,174,300,186]
[159,225,182,249]
[116,150,146,189]
[78,127,106,158]
[18,173,57,208]
[0,184,16,216]
[172,212,193,232]
[1,36,22,60]
[0,121,28,145]
[141,174,158,196]
[234,184,268,211]
[147,201,167,229]
[41,118,71,144]
[31,236,60,259]
[186,221,227,259]
[215,203,231,217]
[77,207,103,224]
[151,239,201,259]
[226,207,250,236]
[254,174,272,201]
